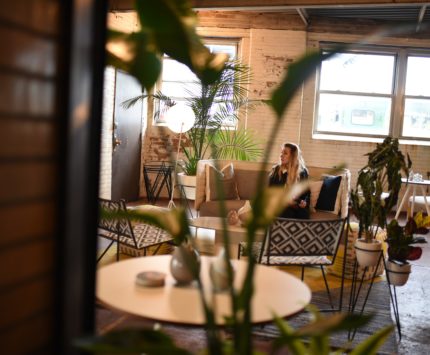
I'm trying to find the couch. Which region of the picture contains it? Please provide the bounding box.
[195,159,351,219]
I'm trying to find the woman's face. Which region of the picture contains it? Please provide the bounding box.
[280,147,291,165]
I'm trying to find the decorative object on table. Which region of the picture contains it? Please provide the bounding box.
[209,248,234,292]
[385,212,428,286]
[350,137,411,267]
[135,271,166,287]
[226,209,240,226]
[237,200,252,226]
[170,243,201,285]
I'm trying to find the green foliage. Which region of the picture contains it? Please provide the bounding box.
[386,213,428,263]
[121,60,263,175]
[211,129,263,161]
[350,137,411,242]
[271,308,393,355]
[106,0,227,91]
[88,2,394,354]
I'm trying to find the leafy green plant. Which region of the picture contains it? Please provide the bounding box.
[85,1,395,354]
[106,0,227,91]
[123,60,264,175]
[386,212,428,264]
[350,137,411,243]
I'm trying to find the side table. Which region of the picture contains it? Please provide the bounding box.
[143,162,174,204]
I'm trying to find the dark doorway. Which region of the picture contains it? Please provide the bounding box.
[112,70,144,201]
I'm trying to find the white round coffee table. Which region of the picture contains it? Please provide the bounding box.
[96,255,311,325]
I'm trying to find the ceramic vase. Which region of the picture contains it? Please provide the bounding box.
[209,248,234,292]
[170,244,201,285]
[354,238,383,267]
[386,260,411,286]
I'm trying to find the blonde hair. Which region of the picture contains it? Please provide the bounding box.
[279,142,306,185]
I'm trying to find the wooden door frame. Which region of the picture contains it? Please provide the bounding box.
[56,0,107,353]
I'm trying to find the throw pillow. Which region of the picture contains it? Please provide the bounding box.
[309,180,324,213]
[315,175,342,213]
[205,163,240,201]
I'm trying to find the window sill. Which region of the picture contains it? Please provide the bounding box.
[312,133,430,146]
[312,133,384,143]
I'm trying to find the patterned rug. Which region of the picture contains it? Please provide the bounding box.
[251,280,398,354]
[96,278,397,354]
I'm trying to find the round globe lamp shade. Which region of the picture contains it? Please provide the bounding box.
[165,103,195,133]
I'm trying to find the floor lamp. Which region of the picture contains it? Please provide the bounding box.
[164,102,195,209]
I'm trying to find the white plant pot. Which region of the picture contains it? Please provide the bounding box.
[354,238,383,267]
[177,173,196,200]
[386,260,411,286]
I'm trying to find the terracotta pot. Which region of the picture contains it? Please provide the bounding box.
[177,173,196,200]
[170,244,200,285]
[354,238,383,267]
[386,260,411,286]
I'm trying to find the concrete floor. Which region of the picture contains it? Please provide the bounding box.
[396,229,430,354]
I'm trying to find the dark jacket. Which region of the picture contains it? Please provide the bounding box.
[268,165,310,218]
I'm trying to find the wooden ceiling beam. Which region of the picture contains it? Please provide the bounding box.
[109,0,430,12]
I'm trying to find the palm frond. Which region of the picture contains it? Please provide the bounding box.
[211,129,263,161]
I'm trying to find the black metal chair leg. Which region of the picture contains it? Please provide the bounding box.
[320,265,334,310]
[301,267,305,281]
[116,234,120,262]
[97,240,115,263]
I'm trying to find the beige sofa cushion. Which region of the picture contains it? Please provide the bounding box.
[205,163,239,201]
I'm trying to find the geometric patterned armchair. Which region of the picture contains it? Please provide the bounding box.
[97,198,174,263]
[239,216,347,311]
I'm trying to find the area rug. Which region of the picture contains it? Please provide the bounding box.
[96,279,397,354]
[251,280,398,355]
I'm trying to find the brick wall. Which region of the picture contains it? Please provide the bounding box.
[99,67,115,199]
[103,11,430,203]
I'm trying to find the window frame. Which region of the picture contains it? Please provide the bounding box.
[153,38,240,127]
[314,43,430,144]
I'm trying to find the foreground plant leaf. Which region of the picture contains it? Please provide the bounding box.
[75,328,191,354]
[106,0,227,91]
[271,50,337,119]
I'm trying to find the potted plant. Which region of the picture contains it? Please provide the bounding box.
[350,137,411,267]
[385,212,428,286]
[123,60,263,200]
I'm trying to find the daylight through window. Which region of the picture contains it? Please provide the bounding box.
[154,41,238,126]
[315,45,430,143]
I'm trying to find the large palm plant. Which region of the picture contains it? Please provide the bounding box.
[123,60,263,175]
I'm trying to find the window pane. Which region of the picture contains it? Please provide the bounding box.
[162,59,198,83]
[207,44,237,59]
[320,53,395,94]
[317,93,391,135]
[405,56,430,96]
[402,98,430,138]
[161,82,201,98]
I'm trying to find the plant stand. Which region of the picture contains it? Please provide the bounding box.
[347,252,402,341]
[382,258,403,340]
[143,162,174,205]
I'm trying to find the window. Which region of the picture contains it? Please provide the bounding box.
[154,40,238,126]
[315,45,430,143]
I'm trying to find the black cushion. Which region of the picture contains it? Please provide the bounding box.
[315,175,342,212]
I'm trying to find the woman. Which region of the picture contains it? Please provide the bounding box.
[268,142,310,219]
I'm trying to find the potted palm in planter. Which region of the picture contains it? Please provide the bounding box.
[174,60,263,200]
[385,212,428,286]
[350,137,411,267]
[123,60,263,200]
